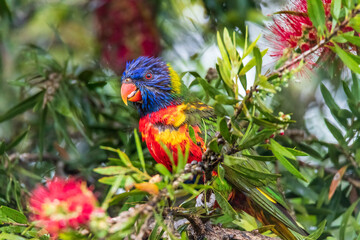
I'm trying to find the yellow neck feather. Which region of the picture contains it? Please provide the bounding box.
[167,64,181,94]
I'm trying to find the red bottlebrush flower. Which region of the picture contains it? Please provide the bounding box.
[267,0,329,59]
[29,177,102,237]
[267,0,359,71]
[94,0,161,74]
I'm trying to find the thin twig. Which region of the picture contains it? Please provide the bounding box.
[164,207,206,237]
[1,222,29,227]
[8,153,59,163]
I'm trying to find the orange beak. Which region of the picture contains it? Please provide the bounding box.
[121,82,142,105]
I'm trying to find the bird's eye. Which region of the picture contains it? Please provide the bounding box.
[145,72,153,79]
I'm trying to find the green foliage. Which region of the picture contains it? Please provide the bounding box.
[0,0,359,239]
[306,0,326,35]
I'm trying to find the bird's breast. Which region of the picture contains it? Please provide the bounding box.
[139,112,205,170]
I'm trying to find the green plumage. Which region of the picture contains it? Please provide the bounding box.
[223,156,308,239]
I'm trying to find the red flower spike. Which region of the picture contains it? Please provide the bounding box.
[267,0,359,72]
[29,177,103,238]
[95,0,161,74]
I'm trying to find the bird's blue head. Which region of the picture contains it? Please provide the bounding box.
[121,56,182,116]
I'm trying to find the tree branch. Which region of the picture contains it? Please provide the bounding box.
[187,222,279,240]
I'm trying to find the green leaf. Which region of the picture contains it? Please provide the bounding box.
[0,206,27,224]
[286,148,309,156]
[252,117,278,128]
[331,0,342,20]
[94,166,133,175]
[338,109,353,118]
[330,43,360,73]
[224,156,281,181]
[342,35,360,47]
[306,220,327,240]
[109,190,144,206]
[188,125,197,144]
[134,129,146,173]
[254,47,262,82]
[270,139,307,181]
[242,154,276,162]
[339,199,360,240]
[149,222,162,240]
[98,176,120,185]
[242,34,261,59]
[155,163,172,179]
[0,0,11,20]
[215,95,239,105]
[324,119,347,148]
[269,139,296,160]
[307,0,326,35]
[176,145,189,174]
[320,83,348,127]
[218,117,231,142]
[208,139,220,153]
[0,91,44,123]
[217,30,231,70]
[239,49,268,76]
[0,233,26,240]
[349,15,360,34]
[342,80,354,101]
[0,142,5,155]
[38,106,47,160]
[5,128,29,151]
[238,129,274,150]
[213,189,238,219]
[342,0,355,8]
[352,73,360,101]
[198,78,221,98]
[223,28,237,63]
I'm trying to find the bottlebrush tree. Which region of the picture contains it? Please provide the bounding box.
[0,0,359,240]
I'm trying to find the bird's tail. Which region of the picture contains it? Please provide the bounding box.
[228,190,308,240]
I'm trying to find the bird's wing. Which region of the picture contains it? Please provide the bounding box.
[223,161,308,239]
[182,102,216,145]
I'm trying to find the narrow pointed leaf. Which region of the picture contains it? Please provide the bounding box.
[270,139,307,181]
[339,199,360,240]
[328,165,348,200]
[307,0,326,34]
[270,139,296,160]
[331,0,341,20]
[134,129,146,173]
[324,119,347,148]
[330,43,360,73]
[0,91,44,123]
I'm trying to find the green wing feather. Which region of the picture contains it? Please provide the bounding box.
[223,162,308,238]
[183,102,216,145]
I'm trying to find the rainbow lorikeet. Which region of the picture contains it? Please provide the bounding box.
[120,56,308,240]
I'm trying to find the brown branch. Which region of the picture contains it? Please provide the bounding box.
[8,152,66,176]
[0,222,29,227]
[8,153,59,163]
[187,222,279,240]
[164,207,206,237]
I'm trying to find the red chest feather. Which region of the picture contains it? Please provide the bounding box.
[139,104,205,170]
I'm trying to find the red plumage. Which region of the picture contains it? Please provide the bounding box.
[139,103,205,170]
